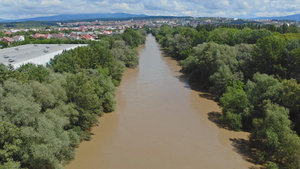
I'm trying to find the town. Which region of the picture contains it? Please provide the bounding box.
[0,16,299,48]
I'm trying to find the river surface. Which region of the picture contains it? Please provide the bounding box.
[65,35,255,169]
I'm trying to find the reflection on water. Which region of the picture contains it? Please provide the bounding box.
[65,35,255,169]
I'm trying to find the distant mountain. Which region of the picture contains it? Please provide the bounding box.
[252,14,300,21]
[0,13,148,22]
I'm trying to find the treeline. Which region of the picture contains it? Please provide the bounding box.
[153,25,300,168]
[0,21,57,29]
[0,36,89,49]
[0,28,146,169]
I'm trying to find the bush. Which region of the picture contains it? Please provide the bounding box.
[220,111,242,131]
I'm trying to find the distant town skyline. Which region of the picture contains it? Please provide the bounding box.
[0,0,299,20]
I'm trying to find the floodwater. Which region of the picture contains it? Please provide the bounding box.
[65,35,255,169]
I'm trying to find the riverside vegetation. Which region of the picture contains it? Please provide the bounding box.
[152,24,300,169]
[0,28,146,169]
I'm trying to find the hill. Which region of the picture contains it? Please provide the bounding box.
[253,13,300,21]
[0,13,148,22]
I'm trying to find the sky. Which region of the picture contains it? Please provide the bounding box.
[0,0,299,20]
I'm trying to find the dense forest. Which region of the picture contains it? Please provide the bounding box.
[0,28,146,169]
[152,24,300,169]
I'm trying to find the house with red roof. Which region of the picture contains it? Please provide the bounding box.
[4,31,12,35]
[3,37,14,45]
[80,34,95,41]
[102,31,112,35]
[69,34,79,40]
[51,33,64,39]
[32,33,51,39]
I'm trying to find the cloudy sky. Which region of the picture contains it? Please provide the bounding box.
[0,0,299,20]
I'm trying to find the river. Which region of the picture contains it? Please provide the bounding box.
[65,35,256,169]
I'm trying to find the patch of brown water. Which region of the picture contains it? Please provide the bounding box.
[65,35,260,169]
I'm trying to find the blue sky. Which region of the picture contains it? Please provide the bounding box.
[0,0,299,20]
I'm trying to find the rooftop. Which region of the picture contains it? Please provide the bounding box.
[0,44,87,68]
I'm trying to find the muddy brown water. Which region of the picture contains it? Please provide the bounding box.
[65,35,256,169]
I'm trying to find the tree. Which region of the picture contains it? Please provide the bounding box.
[111,40,139,68]
[267,24,277,32]
[280,23,289,34]
[245,73,280,107]
[286,39,300,51]
[17,63,50,83]
[0,120,22,168]
[220,81,249,130]
[252,36,288,77]
[180,42,238,83]
[235,43,255,79]
[233,27,253,44]
[248,29,272,44]
[250,101,300,168]
[209,64,243,96]
[192,29,209,46]
[157,25,174,37]
[65,73,102,131]
[207,28,238,46]
[287,24,299,33]
[19,112,79,169]
[169,34,192,59]
[288,48,300,81]
[122,28,141,47]
[49,50,78,73]
[276,79,300,133]
[0,64,16,83]
[31,81,56,111]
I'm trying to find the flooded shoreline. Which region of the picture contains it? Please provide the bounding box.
[65,35,257,169]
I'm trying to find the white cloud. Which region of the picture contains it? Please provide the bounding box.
[95,1,109,6]
[41,0,62,6]
[174,1,185,11]
[112,3,131,11]
[0,0,300,20]
[18,13,56,19]
[181,11,198,16]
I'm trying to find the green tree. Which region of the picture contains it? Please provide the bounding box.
[192,29,209,46]
[252,36,288,77]
[157,25,174,37]
[31,81,56,111]
[122,28,141,47]
[0,64,16,83]
[250,101,300,168]
[65,73,102,131]
[0,120,22,168]
[280,23,289,34]
[207,28,238,46]
[267,24,277,32]
[287,24,299,33]
[288,48,300,80]
[17,63,50,83]
[111,40,139,68]
[248,29,272,44]
[220,81,249,130]
[235,43,255,79]
[209,65,243,96]
[181,42,238,83]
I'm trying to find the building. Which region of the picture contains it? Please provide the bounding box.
[0,44,88,68]
[2,37,14,46]
[12,35,25,42]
